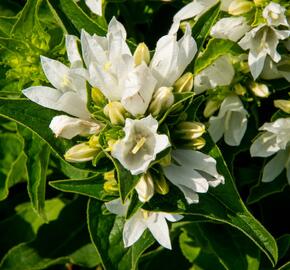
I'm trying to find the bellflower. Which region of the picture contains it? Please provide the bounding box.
[111,115,171,175]
[262,2,288,27]
[208,95,248,146]
[250,118,290,183]
[163,149,224,204]
[105,199,183,249]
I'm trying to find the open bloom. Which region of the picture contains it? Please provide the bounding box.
[208,95,248,146]
[163,149,224,204]
[238,24,290,79]
[250,118,290,183]
[111,115,170,175]
[210,16,250,42]
[262,2,288,27]
[106,199,183,249]
[194,55,235,94]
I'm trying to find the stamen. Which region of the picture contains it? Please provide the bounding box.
[131,137,146,154]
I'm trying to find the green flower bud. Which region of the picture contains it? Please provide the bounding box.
[92,87,107,107]
[175,121,206,140]
[182,137,206,150]
[135,172,155,202]
[133,42,150,66]
[64,143,100,163]
[274,99,290,114]
[154,173,169,195]
[159,153,172,167]
[88,135,100,148]
[234,84,247,96]
[104,101,126,125]
[250,82,270,98]
[148,87,174,117]
[203,99,221,118]
[253,0,265,6]
[103,179,119,193]
[228,0,253,15]
[174,72,194,93]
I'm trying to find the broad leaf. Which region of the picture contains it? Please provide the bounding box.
[87,198,155,270]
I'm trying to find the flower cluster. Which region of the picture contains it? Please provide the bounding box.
[22,0,290,251]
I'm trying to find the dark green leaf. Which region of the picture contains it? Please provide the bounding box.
[87,198,155,270]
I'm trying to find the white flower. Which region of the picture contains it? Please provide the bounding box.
[105,198,183,249]
[194,55,235,94]
[150,24,197,89]
[111,115,170,175]
[85,0,102,16]
[262,2,288,27]
[238,24,290,79]
[163,149,224,204]
[250,118,290,183]
[135,172,155,202]
[49,115,101,139]
[210,16,250,42]
[65,35,83,69]
[208,95,248,146]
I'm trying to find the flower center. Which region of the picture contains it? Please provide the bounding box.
[269,11,279,20]
[103,61,112,71]
[131,136,147,154]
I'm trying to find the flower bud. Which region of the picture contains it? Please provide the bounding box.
[253,0,265,6]
[250,82,270,98]
[175,121,206,140]
[234,84,247,96]
[203,99,221,118]
[228,0,253,15]
[104,101,126,125]
[88,135,100,148]
[133,43,150,66]
[174,72,194,93]
[154,174,169,195]
[148,87,174,117]
[159,153,171,167]
[135,172,155,202]
[92,87,107,107]
[274,99,290,114]
[103,179,119,193]
[64,143,100,163]
[182,137,206,150]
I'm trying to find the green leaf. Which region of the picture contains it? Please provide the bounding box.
[0,16,17,37]
[87,198,155,270]
[18,126,51,220]
[194,38,244,74]
[58,0,107,36]
[0,98,92,176]
[0,198,65,260]
[277,234,290,260]
[0,133,27,201]
[126,191,144,219]
[49,174,116,201]
[278,262,290,270]
[0,197,100,270]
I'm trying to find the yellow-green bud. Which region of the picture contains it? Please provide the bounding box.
[103,179,119,193]
[64,143,100,163]
[135,172,155,202]
[148,87,174,117]
[92,87,107,107]
[228,0,253,15]
[154,174,169,195]
[250,82,270,98]
[104,170,116,182]
[274,99,290,114]
[159,153,172,167]
[234,84,247,96]
[88,135,100,148]
[182,137,206,150]
[104,101,126,125]
[253,0,265,6]
[175,121,206,140]
[133,43,150,66]
[174,72,194,93]
[203,99,221,118]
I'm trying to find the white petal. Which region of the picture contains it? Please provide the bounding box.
[162,213,184,222]
[262,150,287,182]
[146,213,172,249]
[123,211,147,247]
[105,198,129,216]
[66,35,83,68]
[250,132,280,157]
[49,115,100,139]
[85,0,102,16]
[208,116,225,143]
[177,185,200,204]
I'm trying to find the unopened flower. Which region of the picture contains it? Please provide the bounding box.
[208,95,248,146]
[203,99,221,118]
[105,198,183,249]
[135,172,155,202]
[194,55,235,94]
[234,84,247,96]
[154,173,170,195]
[228,0,253,15]
[262,2,288,27]
[111,115,170,175]
[250,82,270,98]
[174,72,194,93]
[49,115,101,139]
[274,100,290,114]
[134,43,150,66]
[64,142,100,163]
[163,149,224,204]
[210,17,250,42]
[175,121,205,140]
[104,101,126,125]
[148,87,174,117]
